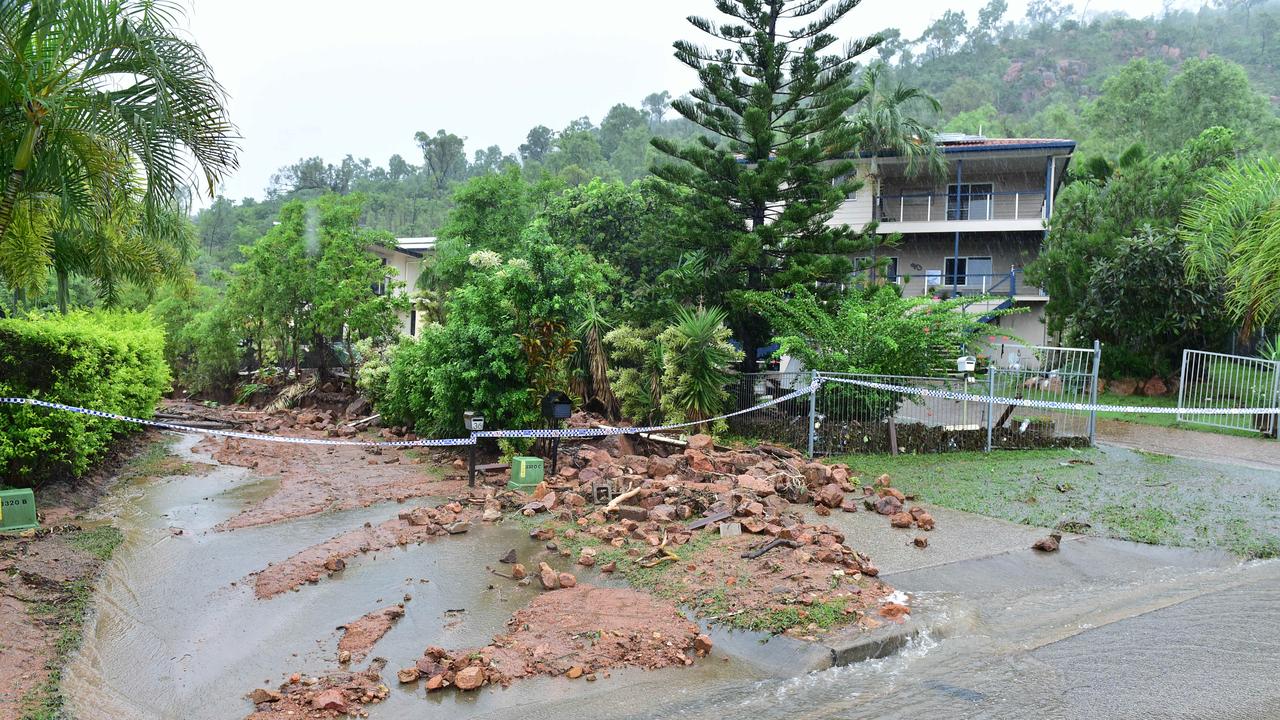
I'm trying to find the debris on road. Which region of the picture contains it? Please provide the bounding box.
[1033,532,1063,552]
[245,659,389,719]
[336,604,405,663]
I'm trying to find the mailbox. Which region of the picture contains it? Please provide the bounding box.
[0,488,38,532]
[541,391,572,421]
[463,411,485,432]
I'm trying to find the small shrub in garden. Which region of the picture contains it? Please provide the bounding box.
[0,311,169,486]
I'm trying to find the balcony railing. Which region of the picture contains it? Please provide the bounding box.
[874,190,1047,223]
[881,270,1047,299]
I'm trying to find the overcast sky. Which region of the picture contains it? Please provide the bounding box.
[184,0,1186,203]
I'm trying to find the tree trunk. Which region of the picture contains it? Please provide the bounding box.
[56,266,69,314]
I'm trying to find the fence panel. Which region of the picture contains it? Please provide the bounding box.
[725,341,1099,457]
[1178,349,1280,436]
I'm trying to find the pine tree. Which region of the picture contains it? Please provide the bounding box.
[651,0,881,371]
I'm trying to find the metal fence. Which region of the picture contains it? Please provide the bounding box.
[727,342,1100,457]
[1178,349,1280,437]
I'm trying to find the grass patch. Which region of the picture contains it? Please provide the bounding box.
[118,440,205,481]
[18,526,121,720]
[827,446,1280,559]
[1093,391,1265,438]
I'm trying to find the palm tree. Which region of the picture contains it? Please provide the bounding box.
[0,0,237,295]
[848,63,945,281]
[1182,157,1280,335]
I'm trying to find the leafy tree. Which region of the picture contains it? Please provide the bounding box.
[599,104,649,158]
[225,194,406,376]
[415,129,468,192]
[0,0,237,296]
[519,125,556,163]
[651,0,881,372]
[1028,127,1239,336]
[427,166,538,291]
[746,284,1015,377]
[1075,228,1229,377]
[642,91,672,127]
[1182,156,1280,334]
[658,306,742,427]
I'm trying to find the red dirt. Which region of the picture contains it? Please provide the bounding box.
[252,502,479,598]
[337,605,405,663]
[244,661,389,719]
[185,406,466,531]
[403,584,704,691]
[0,528,107,720]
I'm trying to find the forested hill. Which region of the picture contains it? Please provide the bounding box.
[193,0,1280,276]
[888,0,1280,152]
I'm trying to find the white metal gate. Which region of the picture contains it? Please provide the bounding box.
[1177,349,1280,436]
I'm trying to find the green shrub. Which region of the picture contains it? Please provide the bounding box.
[151,286,240,397]
[657,307,742,425]
[0,311,170,486]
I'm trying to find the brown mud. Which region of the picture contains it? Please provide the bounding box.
[338,605,406,663]
[182,404,465,531]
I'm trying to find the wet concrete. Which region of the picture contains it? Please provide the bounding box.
[63,435,1280,719]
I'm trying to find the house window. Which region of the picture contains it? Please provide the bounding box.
[372,257,388,296]
[946,183,994,220]
[854,255,898,280]
[409,309,416,337]
[944,256,993,286]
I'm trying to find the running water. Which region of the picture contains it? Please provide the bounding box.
[62,435,1280,719]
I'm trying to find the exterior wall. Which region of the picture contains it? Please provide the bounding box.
[368,246,425,337]
[863,232,1045,298]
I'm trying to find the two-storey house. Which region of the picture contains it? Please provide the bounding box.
[832,134,1075,345]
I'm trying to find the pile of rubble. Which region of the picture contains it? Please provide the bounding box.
[396,585,708,692]
[245,662,389,719]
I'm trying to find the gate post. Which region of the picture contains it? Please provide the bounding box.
[807,371,819,458]
[985,366,995,453]
[1087,339,1101,446]
[1270,360,1280,440]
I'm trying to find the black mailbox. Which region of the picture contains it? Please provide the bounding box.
[541,391,572,421]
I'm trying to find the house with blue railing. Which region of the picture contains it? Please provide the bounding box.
[831,134,1075,345]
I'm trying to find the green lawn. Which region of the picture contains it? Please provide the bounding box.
[828,446,1280,559]
[1092,390,1266,438]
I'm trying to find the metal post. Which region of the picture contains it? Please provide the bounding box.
[1176,348,1189,425]
[985,365,995,453]
[807,371,819,458]
[952,159,963,296]
[1269,359,1280,440]
[467,443,477,488]
[1087,339,1101,446]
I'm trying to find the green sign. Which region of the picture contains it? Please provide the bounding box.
[508,456,545,493]
[0,488,38,532]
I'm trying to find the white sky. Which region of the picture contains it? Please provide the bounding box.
[184,0,1186,203]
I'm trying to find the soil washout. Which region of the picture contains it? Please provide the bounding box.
[252,500,480,598]
[181,403,466,531]
[338,605,406,664]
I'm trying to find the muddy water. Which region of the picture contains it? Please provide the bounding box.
[64,435,1280,719]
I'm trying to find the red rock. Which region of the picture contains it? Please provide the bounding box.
[874,495,903,515]
[889,512,914,528]
[454,666,485,690]
[840,499,859,513]
[684,449,716,474]
[248,688,281,704]
[650,504,678,522]
[814,504,831,517]
[600,561,617,573]
[539,562,560,590]
[801,462,831,488]
[647,456,677,478]
[693,634,713,655]
[879,487,906,502]
[687,434,715,451]
[311,688,347,712]
[397,666,421,683]
[1143,376,1169,396]
[559,466,579,479]
[915,512,935,531]
[875,473,892,487]
[511,563,527,580]
[913,536,929,548]
[736,474,775,496]
[558,572,577,588]
[1109,377,1138,396]
[815,483,845,508]
[426,674,448,691]
[1033,533,1061,552]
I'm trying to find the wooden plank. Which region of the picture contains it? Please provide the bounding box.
[684,509,733,531]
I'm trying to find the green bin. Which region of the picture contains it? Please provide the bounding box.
[508,456,545,493]
[0,488,39,532]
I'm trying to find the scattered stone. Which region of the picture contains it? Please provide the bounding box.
[889,512,914,528]
[913,536,928,549]
[566,666,585,679]
[815,483,845,508]
[499,549,518,564]
[454,666,486,691]
[248,688,281,704]
[511,563,527,580]
[445,521,472,535]
[874,495,903,516]
[397,667,420,683]
[1033,533,1062,552]
[693,634,713,656]
[558,572,577,588]
[311,688,348,712]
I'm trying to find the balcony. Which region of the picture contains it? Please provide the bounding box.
[873,189,1047,233]
[882,269,1047,300]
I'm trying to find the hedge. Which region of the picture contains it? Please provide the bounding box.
[0,311,170,486]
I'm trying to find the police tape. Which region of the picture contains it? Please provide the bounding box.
[475,380,822,439]
[0,397,474,447]
[820,376,1280,416]
[0,379,821,447]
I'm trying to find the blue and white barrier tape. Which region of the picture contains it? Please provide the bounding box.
[0,397,473,447]
[0,380,821,447]
[821,376,1280,416]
